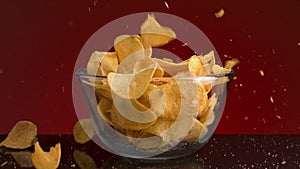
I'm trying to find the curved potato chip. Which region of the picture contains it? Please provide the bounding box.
[114,35,144,63]
[73,119,95,144]
[31,141,61,169]
[225,58,239,69]
[110,105,156,130]
[95,83,112,100]
[183,119,204,142]
[200,94,217,126]
[144,118,174,136]
[137,84,158,108]
[116,49,147,74]
[153,58,188,76]
[188,55,203,76]
[134,58,164,77]
[87,51,118,75]
[108,65,157,99]
[141,14,176,47]
[97,98,114,125]
[73,149,97,169]
[158,79,181,120]
[0,121,37,149]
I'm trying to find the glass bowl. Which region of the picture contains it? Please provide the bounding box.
[75,68,234,159]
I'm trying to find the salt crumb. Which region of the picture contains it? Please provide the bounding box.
[283,88,287,92]
[215,8,225,18]
[270,96,274,103]
[88,7,91,12]
[244,116,248,120]
[182,43,188,46]
[297,42,300,46]
[276,115,281,119]
[224,54,228,58]
[253,90,256,94]
[262,118,266,124]
[229,39,233,42]
[259,69,264,76]
[93,0,97,6]
[239,83,243,87]
[62,86,65,93]
[164,1,169,9]
[0,68,3,74]
[281,161,286,165]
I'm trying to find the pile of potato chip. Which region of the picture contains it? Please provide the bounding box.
[86,14,237,149]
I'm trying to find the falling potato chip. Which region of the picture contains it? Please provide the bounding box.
[0,121,37,149]
[87,51,118,75]
[6,151,34,168]
[31,141,61,169]
[225,58,239,69]
[73,150,97,169]
[215,9,225,18]
[114,35,145,63]
[140,14,176,47]
[73,119,95,144]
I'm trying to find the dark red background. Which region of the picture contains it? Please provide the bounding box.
[0,0,299,134]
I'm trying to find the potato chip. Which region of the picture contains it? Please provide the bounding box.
[73,119,95,144]
[114,35,144,63]
[143,118,174,136]
[0,121,37,149]
[73,149,97,169]
[137,84,158,108]
[188,55,203,76]
[200,94,217,126]
[215,9,225,18]
[140,14,176,47]
[153,58,188,76]
[183,119,204,142]
[133,58,164,77]
[116,49,147,73]
[197,83,208,117]
[95,83,112,100]
[31,141,61,169]
[6,151,34,168]
[110,105,156,130]
[97,98,113,125]
[87,51,118,75]
[158,79,181,120]
[108,65,157,99]
[225,58,239,69]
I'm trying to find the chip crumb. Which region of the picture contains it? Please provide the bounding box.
[164,1,169,9]
[248,34,252,39]
[244,116,248,120]
[259,69,264,76]
[88,7,91,13]
[297,42,300,46]
[71,164,76,168]
[283,88,287,92]
[182,43,188,46]
[215,8,225,18]
[276,115,281,119]
[270,96,274,103]
[62,86,65,93]
[272,49,276,54]
[281,160,286,165]
[0,161,8,167]
[233,76,237,80]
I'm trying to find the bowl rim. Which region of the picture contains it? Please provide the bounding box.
[75,68,234,80]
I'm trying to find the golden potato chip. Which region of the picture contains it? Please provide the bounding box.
[200,94,217,126]
[114,35,144,63]
[116,49,147,73]
[197,83,208,117]
[73,119,95,144]
[188,55,203,76]
[225,58,239,69]
[140,14,176,47]
[95,83,112,100]
[0,121,37,149]
[87,51,118,75]
[108,65,157,99]
[143,118,174,136]
[158,79,181,120]
[183,119,204,142]
[73,150,97,169]
[133,58,164,77]
[153,58,188,76]
[97,98,113,125]
[137,84,158,108]
[110,105,156,130]
[31,141,61,169]
[6,151,34,168]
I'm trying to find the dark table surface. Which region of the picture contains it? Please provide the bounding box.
[0,135,299,169]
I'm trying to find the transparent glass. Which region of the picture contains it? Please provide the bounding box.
[75,69,234,159]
